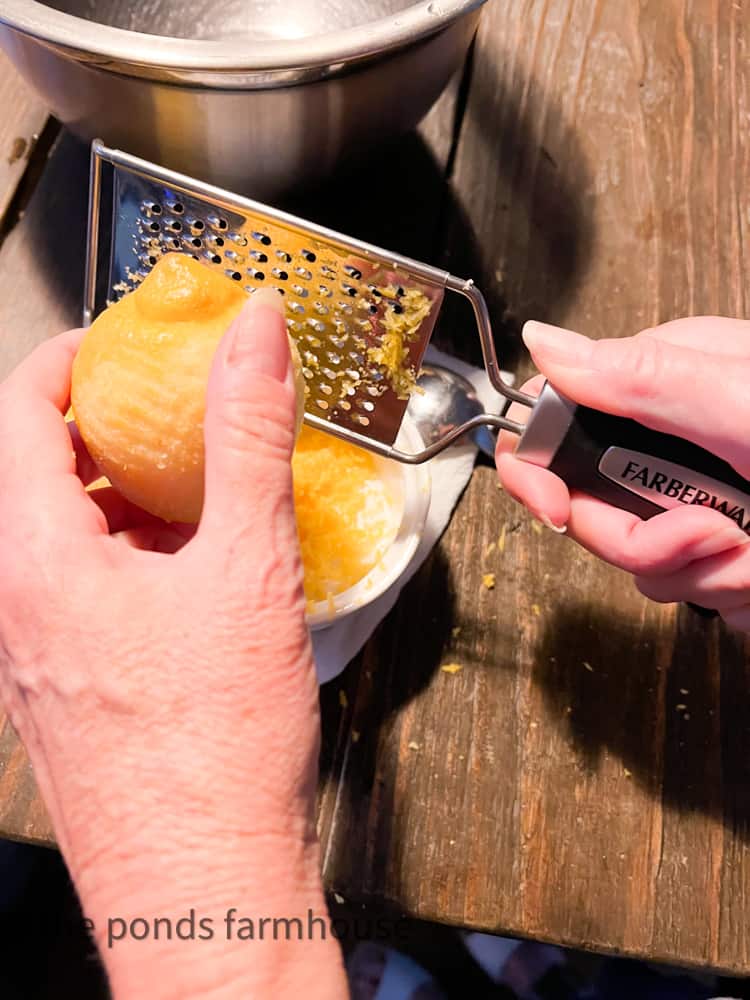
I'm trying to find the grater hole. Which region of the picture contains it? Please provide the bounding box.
[166,220,182,233]
[206,252,221,265]
[342,283,357,297]
[291,284,308,298]
[294,266,312,280]
[301,249,317,262]
[249,250,268,263]
[226,270,242,281]
[148,221,160,233]
[190,238,203,248]
[171,202,184,215]
[344,265,362,280]
[316,399,329,411]
[318,284,332,297]
[276,250,292,262]
[208,214,229,231]
[273,287,285,296]
[272,268,289,280]
[320,265,336,279]
[248,269,265,281]
[230,232,248,246]
[352,413,370,427]
[361,400,375,412]
[289,301,305,315]
[392,303,404,314]
[251,231,271,246]
[189,219,205,232]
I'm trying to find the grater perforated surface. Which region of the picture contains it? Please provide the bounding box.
[86,142,528,461]
[105,167,444,447]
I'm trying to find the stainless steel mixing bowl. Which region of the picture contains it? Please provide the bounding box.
[0,0,486,197]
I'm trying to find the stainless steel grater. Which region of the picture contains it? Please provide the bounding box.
[83,141,750,548]
[84,140,532,464]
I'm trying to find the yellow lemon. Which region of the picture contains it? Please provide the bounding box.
[71,253,304,523]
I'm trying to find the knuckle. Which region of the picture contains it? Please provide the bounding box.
[602,336,663,400]
[214,388,295,461]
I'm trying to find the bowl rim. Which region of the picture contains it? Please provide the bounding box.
[305,417,431,630]
[0,0,486,72]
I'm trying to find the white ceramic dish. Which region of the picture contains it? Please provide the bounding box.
[305,417,431,631]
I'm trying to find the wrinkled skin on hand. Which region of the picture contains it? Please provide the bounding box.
[497,317,750,630]
[0,293,346,999]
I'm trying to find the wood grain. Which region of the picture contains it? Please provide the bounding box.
[0,52,47,223]
[0,131,88,378]
[3,0,750,976]
[319,0,750,976]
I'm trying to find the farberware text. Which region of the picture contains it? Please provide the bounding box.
[619,459,750,532]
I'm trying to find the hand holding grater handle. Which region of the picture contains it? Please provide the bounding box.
[515,381,750,533]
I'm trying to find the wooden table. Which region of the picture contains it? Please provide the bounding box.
[2,0,750,976]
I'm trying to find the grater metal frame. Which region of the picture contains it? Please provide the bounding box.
[84,140,531,463]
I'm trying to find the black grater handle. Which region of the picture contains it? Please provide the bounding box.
[515,383,750,615]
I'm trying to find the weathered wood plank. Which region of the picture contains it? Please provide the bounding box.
[0,52,47,224]
[0,131,88,380]
[320,0,750,976]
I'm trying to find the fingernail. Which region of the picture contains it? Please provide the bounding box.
[522,321,595,368]
[226,289,289,380]
[248,287,286,317]
[539,513,567,534]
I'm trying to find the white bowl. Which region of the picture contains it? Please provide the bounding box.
[305,417,431,630]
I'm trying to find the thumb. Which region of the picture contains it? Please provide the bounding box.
[522,321,750,476]
[199,288,298,541]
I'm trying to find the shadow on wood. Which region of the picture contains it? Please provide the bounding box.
[439,38,594,375]
[319,544,457,900]
[532,600,750,840]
